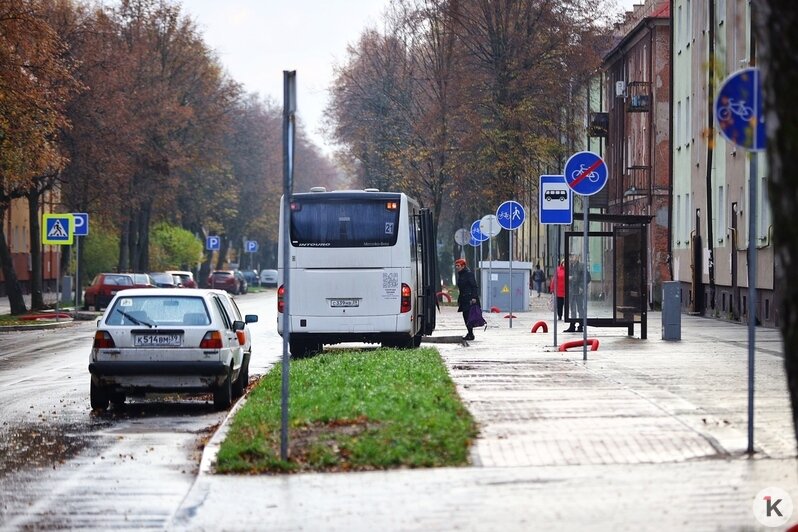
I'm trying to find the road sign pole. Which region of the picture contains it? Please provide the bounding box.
[747,152,758,454]
[583,196,589,361]
[509,230,513,328]
[554,227,560,347]
[75,237,80,309]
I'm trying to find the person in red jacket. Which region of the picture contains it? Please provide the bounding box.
[549,259,566,320]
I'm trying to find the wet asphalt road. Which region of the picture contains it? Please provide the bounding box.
[0,289,280,530]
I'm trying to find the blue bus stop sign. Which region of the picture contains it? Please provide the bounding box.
[715,67,765,151]
[496,200,525,230]
[564,151,608,196]
[470,219,488,242]
[539,175,573,225]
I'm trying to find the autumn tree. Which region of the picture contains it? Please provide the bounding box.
[0,0,79,314]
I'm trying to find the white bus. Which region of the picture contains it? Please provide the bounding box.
[277,188,438,357]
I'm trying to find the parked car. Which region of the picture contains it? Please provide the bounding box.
[165,270,196,288]
[83,273,154,310]
[207,270,245,294]
[260,269,278,287]
[241,269,259,287]
[235,270,248,294]
[88,288,258,410]
[150,272,179,288]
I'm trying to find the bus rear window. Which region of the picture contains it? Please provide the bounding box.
[291,198,401,248]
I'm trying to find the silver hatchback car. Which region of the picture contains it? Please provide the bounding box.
[88,288,257,411]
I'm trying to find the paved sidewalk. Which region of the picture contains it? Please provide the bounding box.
[172,298,798,531]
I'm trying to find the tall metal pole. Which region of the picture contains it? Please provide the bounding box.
[280,71,296,461]
[747,151,758,454]
[509,229,513,328]
[582,196,589,361]
[553,227,560,348]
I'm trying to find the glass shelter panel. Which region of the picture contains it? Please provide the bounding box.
[614,226,646,322]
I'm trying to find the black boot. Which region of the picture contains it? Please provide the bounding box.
[464,327,475,341]
[563,323,576,332]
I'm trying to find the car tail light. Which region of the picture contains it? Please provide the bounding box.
[200,331,223,349]
[401,283,411,313]
[236,330,246,345]
[93,331,115,348]
[277,285,285,313]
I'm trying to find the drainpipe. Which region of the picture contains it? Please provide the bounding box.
[667,0,674,282]
[705,0,717,312]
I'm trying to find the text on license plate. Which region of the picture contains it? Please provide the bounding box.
[330,298,359,308]
[134,334,182,347]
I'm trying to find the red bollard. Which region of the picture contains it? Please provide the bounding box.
[436,291,452,303]
[490,306,501,313]
[531,321,548,333]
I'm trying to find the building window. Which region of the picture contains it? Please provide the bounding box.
[686,0,693,44]
[676,100,682,146]
[685,193,691,243]
[686,96,692,144]
[676,195,682,246]
[760,175,771,242]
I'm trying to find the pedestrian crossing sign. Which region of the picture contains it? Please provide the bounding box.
[42,214,74,245]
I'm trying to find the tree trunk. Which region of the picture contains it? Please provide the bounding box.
[0,204,28,315]
[119,215,130,272]
[27,190,44,309]
[216,235,228,270]
[752,0,798,450]
[138,204,150,272]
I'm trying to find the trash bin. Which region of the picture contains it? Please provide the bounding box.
[662,281,681,341]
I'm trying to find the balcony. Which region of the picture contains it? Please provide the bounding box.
[626,81,652,112]
[623,165,651,200]
[588,112,609,137]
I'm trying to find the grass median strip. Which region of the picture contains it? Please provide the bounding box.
[215,347,477,473]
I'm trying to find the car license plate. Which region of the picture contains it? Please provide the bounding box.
[134,333,182,347]
[330,298,359,308]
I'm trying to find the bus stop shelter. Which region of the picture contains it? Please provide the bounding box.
[563,213,652,339]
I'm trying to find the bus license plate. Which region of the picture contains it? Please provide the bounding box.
[134,334,182,347]
[330,298,359,308]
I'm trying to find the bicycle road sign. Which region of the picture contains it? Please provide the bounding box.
[470,219,488,242]
[42,214,74,245]
[496,200,525,230]
[564,151,607,196]
[715,67,765,151]
[539,175,573,225]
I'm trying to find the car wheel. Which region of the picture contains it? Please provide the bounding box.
[412,332,423,347]
[90,380,109,410]
[213,366,233,410]
[232,355,249,398]
[290,340,320,358]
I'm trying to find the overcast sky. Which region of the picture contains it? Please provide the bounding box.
[182,0,639,156]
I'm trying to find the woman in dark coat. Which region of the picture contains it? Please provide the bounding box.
[455,258,480,340]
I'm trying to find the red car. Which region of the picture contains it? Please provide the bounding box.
[83,273,155,310]
[207,270,244,294]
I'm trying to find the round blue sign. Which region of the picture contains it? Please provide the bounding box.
[468,235,480,247]
[496,200,525,230]
[470,219,488,242]
[563,151,608,196]
[715,67,765,151]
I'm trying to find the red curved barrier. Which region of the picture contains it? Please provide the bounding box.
[436,291,452,303]
[531,320,548,333]
[504,314,516,319]
[19,312,72,321]
[490,306,501,313]
[558,338,600,352]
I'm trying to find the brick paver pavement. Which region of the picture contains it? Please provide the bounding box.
[172,296,798,531]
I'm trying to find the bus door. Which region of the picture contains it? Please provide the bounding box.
[417,208,437,335]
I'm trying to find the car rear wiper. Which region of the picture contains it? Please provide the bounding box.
[116,309,154,328]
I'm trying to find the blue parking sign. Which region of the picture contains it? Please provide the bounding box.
[206,236,221,251]
[245,240,259,253]
[72,213,89,236]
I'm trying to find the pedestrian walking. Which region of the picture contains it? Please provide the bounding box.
[455,258,480,341]
[564,255,590,332]
[549,259,566,320]
[532,264,544,297]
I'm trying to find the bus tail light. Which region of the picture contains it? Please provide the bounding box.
[93,331,115,349]
[277,285,285,313]
[401,283,412,313]
[200,331,223,349]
